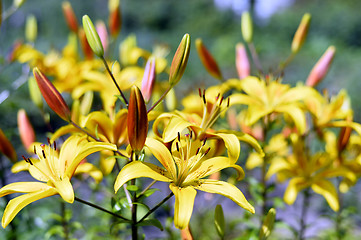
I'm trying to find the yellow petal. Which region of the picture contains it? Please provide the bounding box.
[245,152,263,170]
[0,182,52,197]
[52,176,74,203]
[50,125,78,142]
[2,188,57,228]
[210,133,240,163]
[11,160,30,173]
[266,157,290,180]
[194,179,254,214]
[230,131,264,157]
[145,138,177,179]
[74,162,103,183]
[114,161,171,193]
[163,116,193,143]
[311,179,339,211]
[276,105,306,134]
[283,178,308,205]
[169,184,197,229]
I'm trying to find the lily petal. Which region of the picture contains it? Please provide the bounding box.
[52,176,74,203]
[193,179,255,214]
[311,179,339,211]
[169,184,197,229]
[2,188,57,228]
[145,138,177,179]
[114,161,171,193]
[283,177,309,205]
[0,182,52,197]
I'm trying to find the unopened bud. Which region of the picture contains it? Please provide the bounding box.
[169,33,191,86]
[108,0,122,37]
[82,15,104,57]
[17,109,35,150]
[33,67,71,121]
[291,13,311,54]
[62,1,78,33]
[306,46,336,87]
[28,76,43,109]
[0,129,17,162]
[235,43,250,79]
[195,38,222,80]
[260,208,276,240]
[79,28,93,59]
[96,20,109,53]
[13,0,26,8]
[241,11,253,43]
[141,57,156,102]
[25,14,37,43]
[80,91,94,116]
[127,85,148,153]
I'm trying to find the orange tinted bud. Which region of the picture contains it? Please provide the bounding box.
[33,67,71,121]
[108,0,122,37]
[169,33,191,86]
[195,38,222,80]
[291,13,311,54]
[181,225,193,240]
[141,57,156,102]
[17,109,35,150]
[235,43,250,79]
[306,46,336,87]
[338,116,352,153]
[127,85,148,152]
[96,20,109,53]
[62,1,78,33]
[79,28,94,59]
[0,129,17,162]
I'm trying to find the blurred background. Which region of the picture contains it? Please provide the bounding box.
[1,0,361,238]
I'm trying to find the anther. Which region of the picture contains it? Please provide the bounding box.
[204,147,211,156]
[219,96,224,106]
[177,132,181,142]
[176,142,180,152]
[198,88,202,98]
[33,145,37,155]
[40,144,45,149]
[196,147,200,155]
[190,130,193,140]
[227,98,230,107]
[27,158,33,165]
[47,137,51,145]
[216,93,220,101]
[42,150,46,159]
[53,141,57,150]
[202,138,207,146]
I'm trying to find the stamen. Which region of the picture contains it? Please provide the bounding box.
[177,132,181,142]
[190,130,193,140]
[198,88,202,97]
[204,147,211,156]
[42,150,46,159]
[219,96,224,106]
[47,137,51,145]
[33,145,37,155]
[196,147,200,155]
[216,93,220,101]
[202,138,207,146]
[53,141,57,150]
[27,158,33,165]
[227,98,230,107]
[202,89,206,104]
[176,142,180,152]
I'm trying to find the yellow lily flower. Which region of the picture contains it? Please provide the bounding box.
[229,76,318,134]
[266,133,349,211]
[114,136,254,229]
[0,135,117,228]
[51,110,128,175]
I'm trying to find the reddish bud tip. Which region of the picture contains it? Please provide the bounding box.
[33,67,71,121]
[0,129,17,162]
[141,57,156,102]
[306,46,336,87]
[108,0,122,37]
[195,38,222,80]
[17,109,36,150]
[236,43,250,79]
[62,1,79,33]
[127,85,148,152]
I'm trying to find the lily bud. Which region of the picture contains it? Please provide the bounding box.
[241,11,253,43]
[33,67,71,121]
[96,20,109,53]
[17,109,35,151]
[260,208,276,240]
[291,13,311,54]
[82,15,104,57]
[127,85,148,153]
[195,38,222,80]
[306,46,336,87]
[141,57,156,102]
[62,1,78,33]
[235,43,250,79]
[108,0,122,37]
[169,33,191,86]
[0,129,17,162]
[79,28,94,59]
[13,0,26,8]
[25,14,37,43]
[28,76,43,109]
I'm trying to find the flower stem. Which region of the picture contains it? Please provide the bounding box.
[247,42,263,76]
[147,86,171,113]
[101,56,128,106]
[298,188,311,240]
[61,201,69,240]
[131,179,138,240]
[137,192,174,224]
[74,196,129,221]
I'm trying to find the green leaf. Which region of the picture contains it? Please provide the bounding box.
[138,188,160,198]
[136,219,164,231]
[126,185,139,192]
[214,204,225,238]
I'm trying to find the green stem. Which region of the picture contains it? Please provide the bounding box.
[74,197,129,221]
[61,201,69,240]
[147,86,172,113]
[137,192,174,224]
[139,180,157,196]
[247,42,263,76]
[131,179,138,240]
[101,56,128,106]
[336,178,344,240]
[298,188,311,240]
